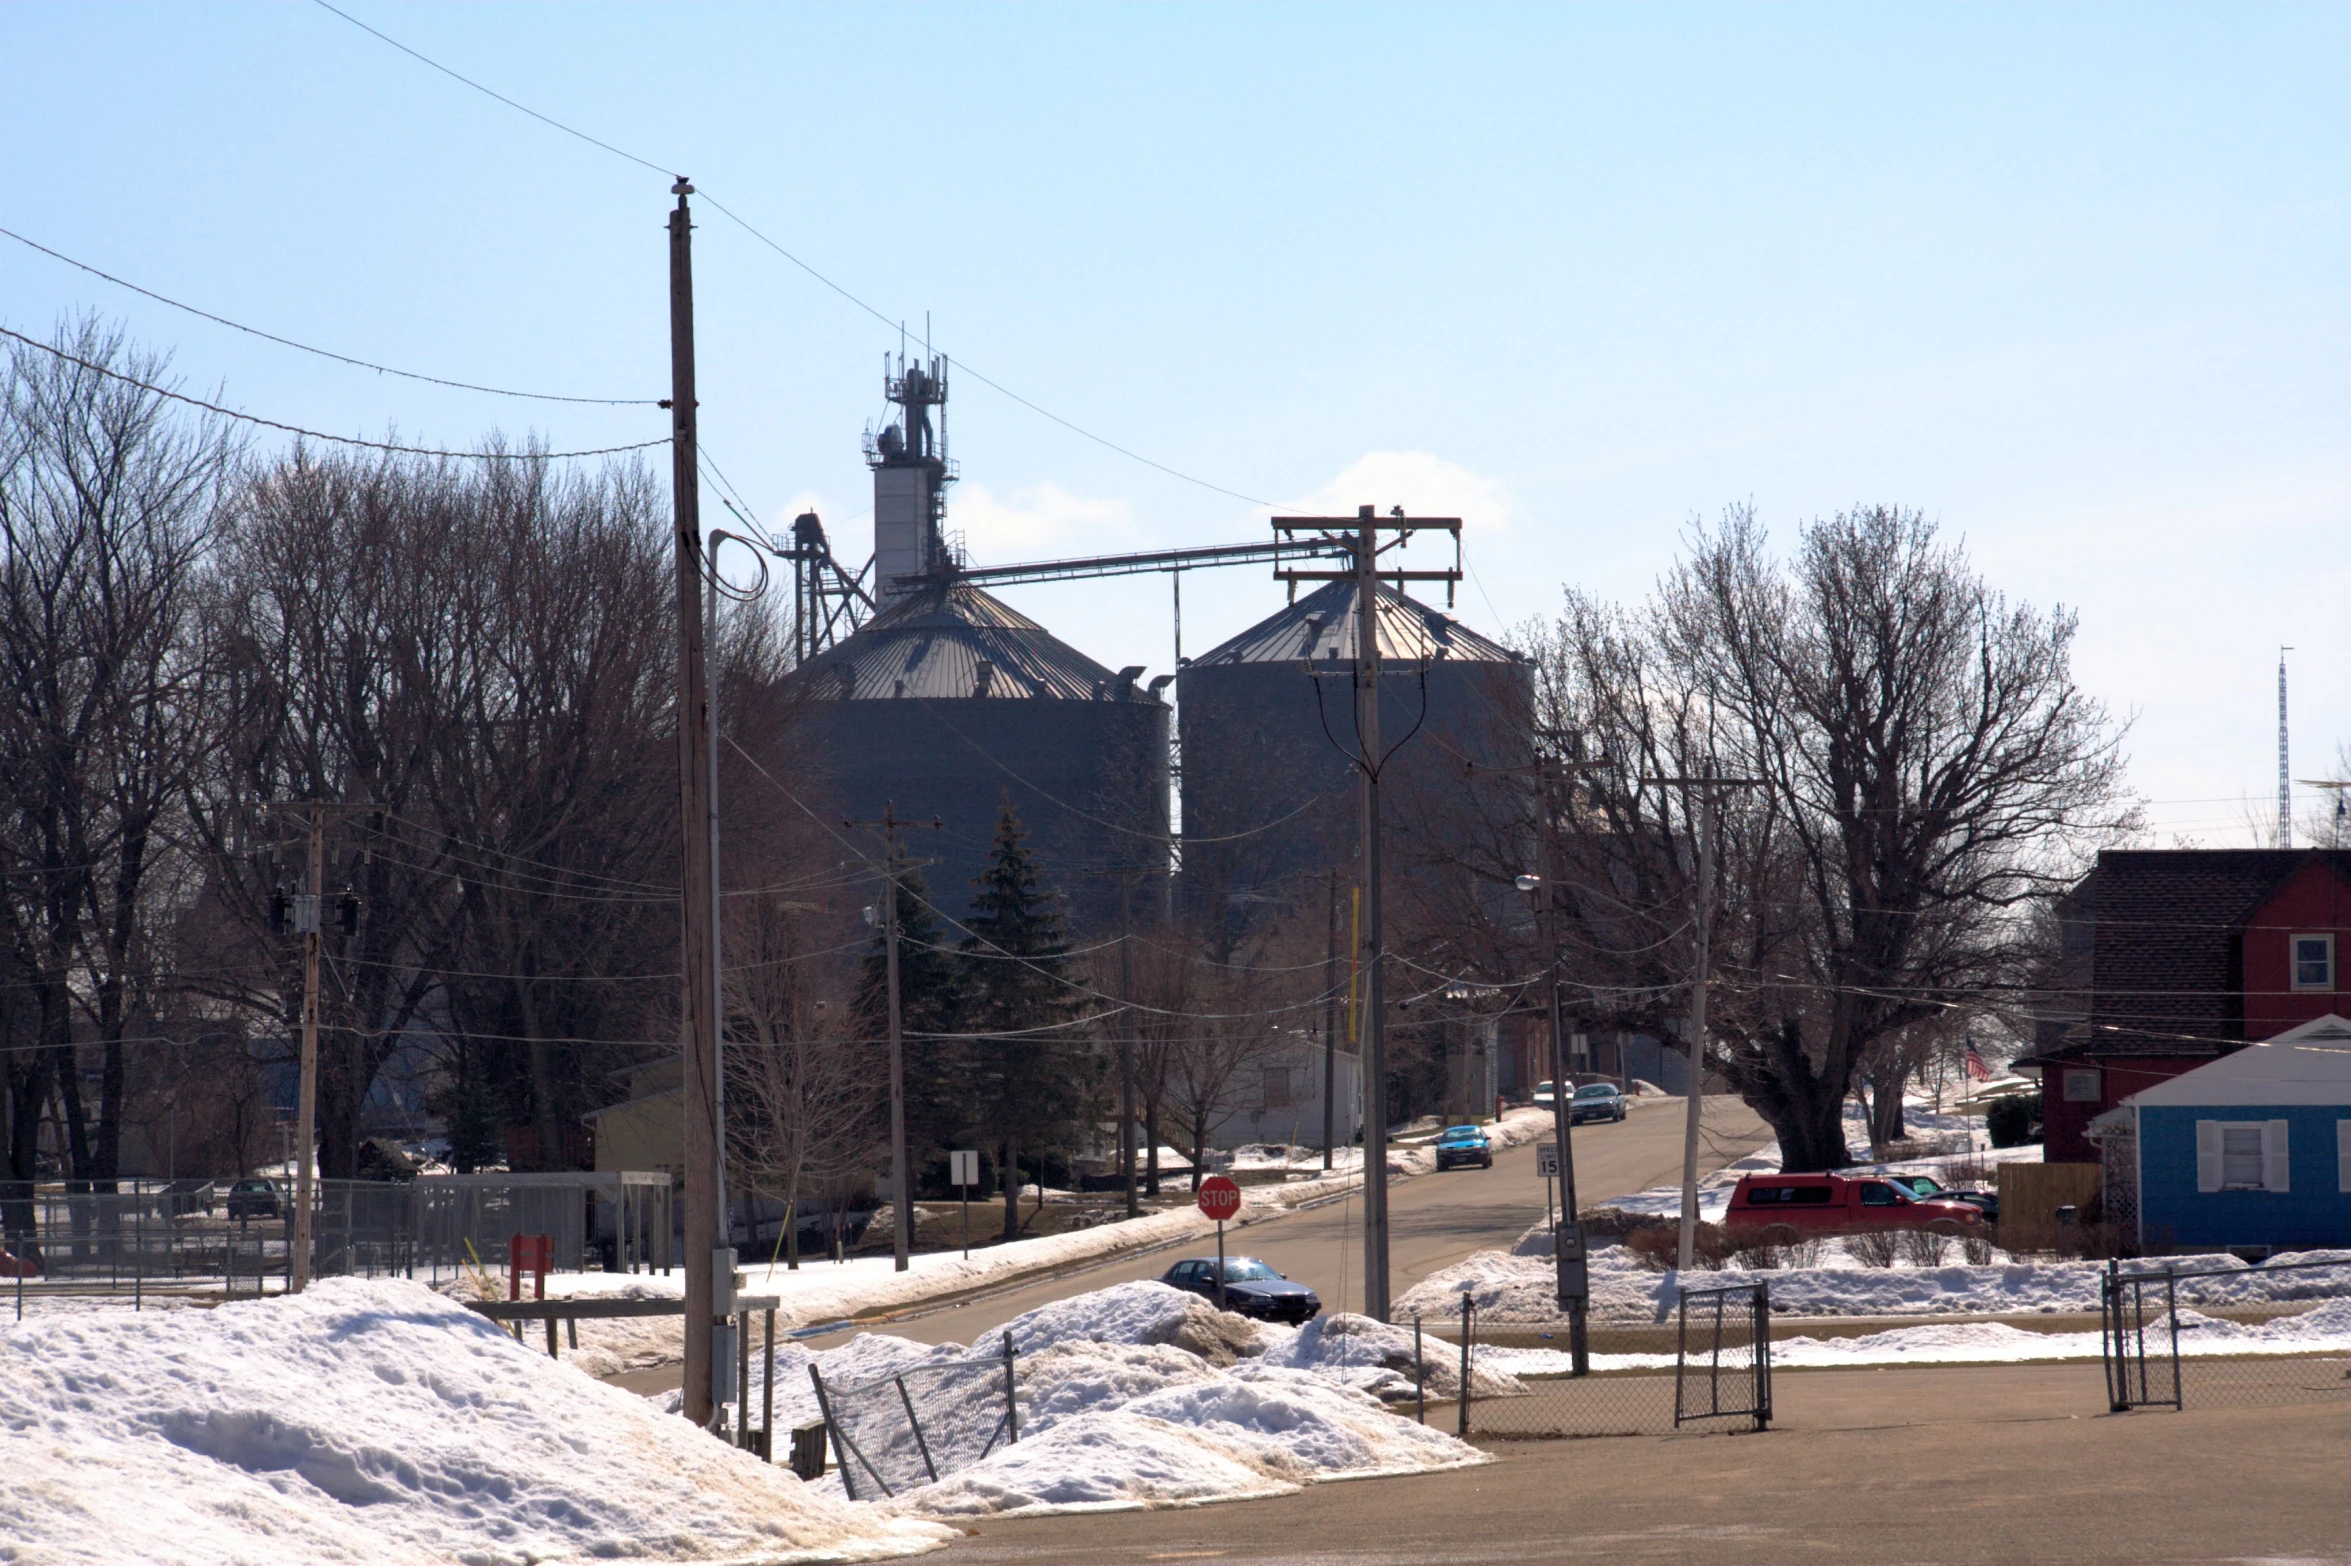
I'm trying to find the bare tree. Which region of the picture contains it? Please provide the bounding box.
[1534,506,2134,1170]
[0,318,232,1218]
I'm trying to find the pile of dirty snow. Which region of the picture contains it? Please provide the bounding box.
[0,1278,949,1565]
[1400,1221,2351,1324]
[669,1280,1482,1519]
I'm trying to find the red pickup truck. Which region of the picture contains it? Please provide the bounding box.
[1726,1172,1986,1238]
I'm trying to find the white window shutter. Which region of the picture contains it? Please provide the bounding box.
[2196,1120,2221,1193]
[2339,1121,2351,1195]
[2264,1121,2291,1193]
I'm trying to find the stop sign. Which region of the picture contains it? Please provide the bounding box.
[1196,1174,1242,1222]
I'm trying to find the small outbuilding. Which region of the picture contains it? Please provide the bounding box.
[2127,1012,2351,1254]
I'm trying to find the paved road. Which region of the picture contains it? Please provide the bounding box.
[796,1095,1770,1351]
[935,1364,2351,1565]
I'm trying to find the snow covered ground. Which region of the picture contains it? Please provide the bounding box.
[1476,1298,2351,1375]
[0,1278,951,1565]
[1400,1217,2351,1326]
[648,1280,1484,1520]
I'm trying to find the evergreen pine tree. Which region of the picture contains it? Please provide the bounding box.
[958,800,1094,1238]
[856,860,967,1192]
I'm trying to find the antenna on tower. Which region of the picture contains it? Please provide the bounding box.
[2277,647,2292,848]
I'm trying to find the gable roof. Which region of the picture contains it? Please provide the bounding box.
[2060,849,2351,1058]
[2129,1013,2351,1108]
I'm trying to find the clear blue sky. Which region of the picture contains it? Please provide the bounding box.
[5,2,2345,844]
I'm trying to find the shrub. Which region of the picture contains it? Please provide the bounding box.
[1625,1219,1734,1271]
[1961,1235,1994,1265]
[1847,1229,1903,1268]
[1897,1228,1952,1268]
[1986,1092,2042,1149]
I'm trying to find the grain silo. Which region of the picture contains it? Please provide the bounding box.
[787,358,1171,933]
[1177,578,1527,921]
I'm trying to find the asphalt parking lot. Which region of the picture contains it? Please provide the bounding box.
[931,1361,2351,1566]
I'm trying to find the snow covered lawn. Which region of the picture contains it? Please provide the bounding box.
[0,1278,950,1565]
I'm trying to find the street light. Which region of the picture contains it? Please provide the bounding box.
[1515,871,1589,1375]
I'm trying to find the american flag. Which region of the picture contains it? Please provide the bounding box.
[1963,1038,1993,1082]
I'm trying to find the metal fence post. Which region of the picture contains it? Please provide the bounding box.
[1457,1293,1473,1437]
[762,1308,776,1462]
[1414,1315,1426,1426]
[1753,1278,1771,1431]
[1001,1333,1021,1442]
[2165,1268,2182,1410]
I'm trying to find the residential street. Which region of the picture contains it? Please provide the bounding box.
[794,1096,1772,1350]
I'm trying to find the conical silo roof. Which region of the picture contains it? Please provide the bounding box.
[792,578,1163,704]
[1188,579,1518,667]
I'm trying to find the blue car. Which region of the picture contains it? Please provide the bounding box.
[1433,1124,1494,1170]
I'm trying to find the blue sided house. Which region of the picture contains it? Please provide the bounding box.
[2129,1012,2351,1254]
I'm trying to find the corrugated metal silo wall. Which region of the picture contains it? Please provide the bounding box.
[1178,657,1531,922]
[802,696,1170,936]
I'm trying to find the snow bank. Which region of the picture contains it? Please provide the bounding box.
[662,1281,1482,1521]
[0,1277,948,1565]
[1472,1297,2351,1375]
[1401,1220,2351,1324]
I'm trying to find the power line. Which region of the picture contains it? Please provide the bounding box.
[0,324,665,463]
[305,0,1284,510]
[1,225,658,406]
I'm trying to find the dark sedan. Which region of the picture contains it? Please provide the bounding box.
[1433,1124,1494,1170]
[224,1177,282,1221]
[1160,1256,1322,1323]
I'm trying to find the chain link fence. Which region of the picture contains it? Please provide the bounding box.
[809,1340,1021,1500]
[2104,1257,2351,1414]
[1418,1282,1773,1439]
[2,1173,673,1305]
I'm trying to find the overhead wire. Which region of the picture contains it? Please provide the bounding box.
[0,325,665,463]
[304,0,1286,511]
[0,225,658,406]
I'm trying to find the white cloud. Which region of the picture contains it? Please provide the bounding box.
[1287,451,1517,534]
[949,479,1141,562]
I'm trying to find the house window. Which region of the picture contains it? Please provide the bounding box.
[2063,1069,2102,1103]
[2219,1126,2264,1188]
[2291,934,2335,991]
[1262,1065,1295,1109]
[2197,1119,2291,1193]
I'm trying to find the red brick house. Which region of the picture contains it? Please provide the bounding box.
[2018,849,2349,1164]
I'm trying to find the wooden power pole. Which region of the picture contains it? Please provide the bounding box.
[846,806,943,1271]
[668,177,725,1430]
[1273,504,1460,1322]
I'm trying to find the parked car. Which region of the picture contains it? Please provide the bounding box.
[1725,1172,1987,1237]
[1568,1083,1628,1124]
[0,1245,39,1279]
[224,1177,283,1221]
[1883,1173,1997,1219]
[1159,1256,1322,1323]
[1433,1124,1494,1170]
[1532,1080,1560,1110]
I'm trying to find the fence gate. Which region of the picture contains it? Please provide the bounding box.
[1674,1280,1772,1430]
[2102,1266,2181,1411]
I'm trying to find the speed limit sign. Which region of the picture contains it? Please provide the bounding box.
[1536,1142,1559,1179]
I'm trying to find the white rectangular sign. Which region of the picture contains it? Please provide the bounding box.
[1535,1142,1559,1179]
[950,1149,979,1188]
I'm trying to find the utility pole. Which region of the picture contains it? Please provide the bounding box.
[668,176,725,1431]
[1274,504,1461,1322]
[1488,747,1608,1374]
[1644,774,1762,1274]
[1120,924,1139,1218]
[268,799,365,1294]
[293,804,323,1293]
[1323,868,1339,1173]
[847,806,943,1271]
